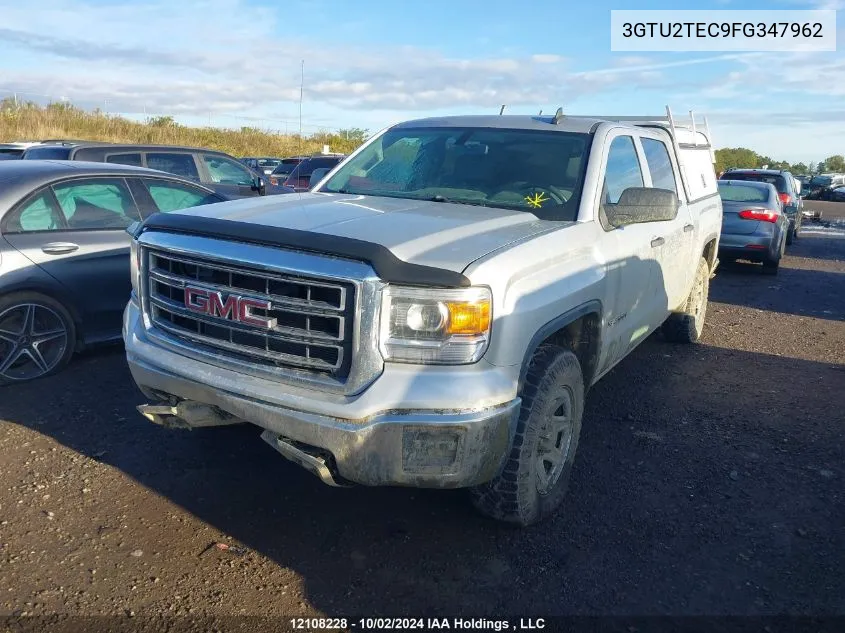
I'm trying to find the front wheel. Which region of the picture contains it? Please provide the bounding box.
[662,256,710,344]
[470,345,584,527]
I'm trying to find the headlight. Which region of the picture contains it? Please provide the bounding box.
[379,286,492,364]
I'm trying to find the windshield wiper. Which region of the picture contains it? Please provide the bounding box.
[429,195,487,207]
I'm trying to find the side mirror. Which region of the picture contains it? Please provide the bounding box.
[605,187,679,228]
[308,167,330,190]
[252,175,266,195]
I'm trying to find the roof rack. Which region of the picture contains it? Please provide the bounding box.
[552,105,714,159]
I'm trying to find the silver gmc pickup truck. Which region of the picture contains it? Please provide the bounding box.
[123,108,722,525]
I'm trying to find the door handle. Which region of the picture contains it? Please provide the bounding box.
[683,223,695,233]
[650,237,665,248]
[41,242,79,255]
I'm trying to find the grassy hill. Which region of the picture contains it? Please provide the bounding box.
[0,100,366,157]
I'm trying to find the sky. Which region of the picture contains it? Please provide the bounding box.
[0,0,843,163]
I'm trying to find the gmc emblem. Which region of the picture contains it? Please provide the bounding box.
[184,286,277,329]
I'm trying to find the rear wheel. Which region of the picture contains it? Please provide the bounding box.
[786,222,795,245]
[469,345,584,527]
[762,258,780,275]
[662,257,709,344]
[763,234,786,275]
[0,292,76,386]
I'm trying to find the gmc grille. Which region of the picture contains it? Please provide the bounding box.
[144,249,355,378]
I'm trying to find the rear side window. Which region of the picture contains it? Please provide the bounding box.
[603,136,644,204]
[107,153,142,167]
[142,178,221,212]
[641,138,677,194]
[4,192,64,232]
[22,147,71,160]
[51,178,140,229]
[147,153,200,180]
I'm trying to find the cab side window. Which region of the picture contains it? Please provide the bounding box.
[603,136,644,205]
[641,138,678,195]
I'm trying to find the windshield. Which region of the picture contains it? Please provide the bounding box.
[319,126,591,219]
[271,159,301,175]
[257,158,281,168]
[22,146,72,160]
[722,172,786,193]
[718,183,770,203]
[811,176,832,186]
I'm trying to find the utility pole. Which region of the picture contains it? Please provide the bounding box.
[299,59,304,141]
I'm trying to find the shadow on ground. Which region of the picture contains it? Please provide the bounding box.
[2,326,843,615]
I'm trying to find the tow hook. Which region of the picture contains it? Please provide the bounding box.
[137,401,240,429]
[260,430,352,487]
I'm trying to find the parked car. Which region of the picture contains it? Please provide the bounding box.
[830,186,845,202]
[269,156,307,180]
[124,107,723,526]
[717,180,788,274]
[21,142,294,198]
[0,142,43,160]
[719,168,802,244]
[241,157,284,176]
[282,154,346,191]
[0,160,229,385]
[805,174,845,200]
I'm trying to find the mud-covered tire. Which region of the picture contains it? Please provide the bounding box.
[0,292,76,386]
[469,345,584,527]
[662,256,709,344]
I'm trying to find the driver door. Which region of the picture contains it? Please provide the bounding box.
[593,132,663,375]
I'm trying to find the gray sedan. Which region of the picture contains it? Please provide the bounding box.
[717,179,789,275]
[0,160,227,385]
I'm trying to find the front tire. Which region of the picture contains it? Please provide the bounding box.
[662,256,710,344]
[470,345,584,527]
[0,292,76,386]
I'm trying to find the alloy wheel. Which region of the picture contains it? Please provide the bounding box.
[0,303,69,382]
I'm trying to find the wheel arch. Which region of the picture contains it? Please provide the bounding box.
[0,280,85,345]
[518,300,603,392]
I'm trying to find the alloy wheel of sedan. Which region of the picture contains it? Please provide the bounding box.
[0,303,69,382]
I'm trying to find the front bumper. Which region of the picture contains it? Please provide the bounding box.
[123,300,521,488]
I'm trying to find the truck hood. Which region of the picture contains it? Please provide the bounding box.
[171,192,564,273]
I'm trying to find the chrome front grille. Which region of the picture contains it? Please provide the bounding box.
[144,249,355,378]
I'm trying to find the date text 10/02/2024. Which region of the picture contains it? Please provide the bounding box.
[289,618,547,630]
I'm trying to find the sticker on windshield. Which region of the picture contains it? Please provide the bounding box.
[524,191,549,209]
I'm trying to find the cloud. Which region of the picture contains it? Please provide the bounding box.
[0,0,843,160]
[531,54,563,64]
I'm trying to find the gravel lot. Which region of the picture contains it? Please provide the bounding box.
[1,204,843,621]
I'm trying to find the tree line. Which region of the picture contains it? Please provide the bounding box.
[715,147,845,176]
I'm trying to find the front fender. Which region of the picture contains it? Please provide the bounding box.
[463,223,607,369]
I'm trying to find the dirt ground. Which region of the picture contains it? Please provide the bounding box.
[1,204,843,622]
